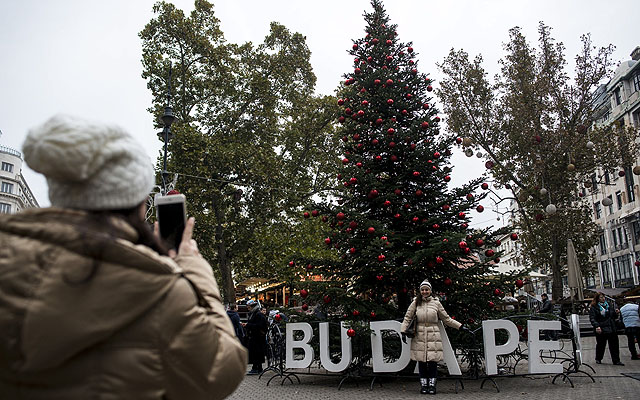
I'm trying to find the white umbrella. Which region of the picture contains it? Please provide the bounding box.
[567,239,584,301]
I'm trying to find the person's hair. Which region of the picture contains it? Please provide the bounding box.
[591,292,605,307]
[541,293,548,298]
[228,304,237,310]
[64,202,168,285]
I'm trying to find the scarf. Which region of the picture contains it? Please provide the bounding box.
[598,301,609,316]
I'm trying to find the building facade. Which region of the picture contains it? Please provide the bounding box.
[0,134,39,213]
[590,46,640,292]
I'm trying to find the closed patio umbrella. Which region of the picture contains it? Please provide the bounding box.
[567,239,584,303]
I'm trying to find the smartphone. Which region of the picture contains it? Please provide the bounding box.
[155,193,187,250]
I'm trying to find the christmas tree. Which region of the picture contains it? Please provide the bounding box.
[294,0,521,336]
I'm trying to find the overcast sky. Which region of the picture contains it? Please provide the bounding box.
[1,0,637,228]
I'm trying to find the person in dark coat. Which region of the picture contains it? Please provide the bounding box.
[538,293,553,313]
[243,300,268,374]
[227,304,245,342]
[589,292,624,365]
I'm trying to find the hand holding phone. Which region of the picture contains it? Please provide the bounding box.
[155,194,187,250]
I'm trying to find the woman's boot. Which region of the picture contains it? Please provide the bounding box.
[427,378,437,394]
[420,378,429,394]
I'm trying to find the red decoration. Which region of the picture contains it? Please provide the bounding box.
[386,39,392,45]
[337,99,344,106]
[323,295,331,304]
[300,289,309,298]
[387,128,395,134]
[302,303,309,311]
[444,175,451,182]
[432,224,440,230]
[378,254,386,262]
[436,256,444,264]
[457,212,466,219]
[349,247,356,254]
[476,205,484,213]
[352,44,358,50]
[386,79,394,85]
[433,151,441,159]
[481,183,489,190]
[415,189,423,197]
[427,85,433,92]
[494,288,503,296]
[303,212,310,218]
[458,241,468,249]
[289,260,295,267]
[515,279,524,288]
[619,170,626,177]
[337,212,346,220]
[352,310,360,317]
[421,121,429,130]
[485,249,495,257]
[510,233,519,241]
[347,328,356,337]
[376,118,383,125]
[488,301,495,309]
[444,278,452,286]
[275,313,282,322]
[466,193,474,200]
[475,239,484,247]
[376,275,383,281]
[381,236,388,241]
[324,237,331,245]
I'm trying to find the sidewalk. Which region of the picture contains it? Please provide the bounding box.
[228,335,640,399]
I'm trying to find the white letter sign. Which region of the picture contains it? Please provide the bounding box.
[319,322,352,372]
[482,319,519,375]
[527,320,563,374]
[286,322,314,369]
[370,320,411,372]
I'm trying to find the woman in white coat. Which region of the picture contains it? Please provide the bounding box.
[401,279,468,395]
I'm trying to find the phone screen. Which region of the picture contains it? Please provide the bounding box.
[157,202,186,250]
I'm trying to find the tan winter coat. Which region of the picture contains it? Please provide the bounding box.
[401,296,461,362]
[0,208,247,399]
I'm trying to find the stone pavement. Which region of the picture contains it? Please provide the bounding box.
[228,335,640,399]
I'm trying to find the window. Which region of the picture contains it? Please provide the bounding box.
[607,195,614,214]
[634,72,640,93]
[624,166,635,203]
[591,174,598,192]
[599,233,607,255]
[614,87,622,105]
[616,191,623,209]
[1,162,13,173]
[604,171,610,185]
[1,182,13,194]
[601,260,611,284]
[594,202,602,219]
[634,110,640,128]
[612,228,618,247]
[634,221,640,244]
[620,227,629,247]
[0,202,10,213]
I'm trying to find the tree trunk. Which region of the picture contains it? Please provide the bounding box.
[551,234,563,302]
[213,197,235,305]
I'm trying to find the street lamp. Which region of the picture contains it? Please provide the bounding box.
[157,63,175,195]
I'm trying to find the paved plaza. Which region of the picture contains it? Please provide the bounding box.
[229,335,640,399]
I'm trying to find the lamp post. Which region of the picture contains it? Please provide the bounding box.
[157,63,175,195]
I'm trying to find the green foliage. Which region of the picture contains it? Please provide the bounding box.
[140,1,341,301]
[438,23,637,299]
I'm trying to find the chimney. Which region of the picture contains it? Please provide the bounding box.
[631,46,640,61]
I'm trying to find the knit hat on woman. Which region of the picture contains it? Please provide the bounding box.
[22,114,156,210]
[419,279,432,290]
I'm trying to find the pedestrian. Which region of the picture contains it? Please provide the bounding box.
[589,292,624,365]
[0,115,247,399]
[503,292,517,311]
[400,279,469,395]
[243,299,268,374]
[538,293,553,313]
[227,304,246,342]
[619,299,640,360]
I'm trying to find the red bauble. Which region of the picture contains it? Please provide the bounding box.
[515,279,524,288]
[510,233,519,241]
[366,227,375,235]
[347,328,356,337]
[495,239,501,246]
[393,213,401,219]
[432,224,440,230]
[387,98,394,105]
[390,155,398,162]
[349,177,357,184]
[311,210,319,217]
[635,260,640,267]
[337,212,346,220]
[476,205,484,213]
[386,79,394,85]
[458,241,468,249]
[306,263,313,270]
[376,118,383,125]
[406,93,413,99]
[442,204,450,211]
[408,46,414,53]
[466,193,474,200]
[388,141,396,148]
[485,161,494,169]
[302,303,309,311]
[410,143,416,150]
[412,171,420,177]
[401,109,408,115]
[619,170,626,177]
[475,239,484,247]
[378,254,386,261]
[322,216,328,222]
[349,221,357,229]
[324,237,331,245]
[385,39,392,45]
[412,217,419,223]
[352,310,360,317]
[370,311,376,318]
[421,121,429,130]
[485,249,495,257]
[352,44,358,50]
[323,295,331,304]
[386,55,392,62]
[387,128,395,134]
[433,151,441,158]
[488,301,495,309]
[457,212,466,219]
[349,247,356,254]
[415,189,423,197]
[289,260,295,267]
[354,67,361,74]
[303,212,310,218]
[337,98,345,106]
[380,236,388,241]
[372,38,379,45]
[415,240,423,245]
[394,188,402,195]
[338,116,345,123]
[300,289,309,298]
[444,175,451,182]
[427,85,433,92]
[456,137,462,144]
[444,278,452,286]
[481,183,489,190]
[369,189,379,198]
[436,256,444,264]
[494,288,503,296]
[374,79,381,85]
[461,223,469,229]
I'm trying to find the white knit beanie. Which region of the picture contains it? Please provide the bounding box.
[22,114,156,210]
[419,279,432,290]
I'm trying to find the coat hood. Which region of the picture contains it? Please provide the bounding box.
[0,208,181,373]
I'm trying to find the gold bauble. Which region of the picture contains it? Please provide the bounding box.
[567,163,575,172]
[462,137,473,147]
[633,166,640,175]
